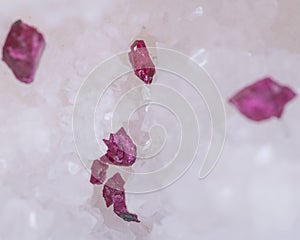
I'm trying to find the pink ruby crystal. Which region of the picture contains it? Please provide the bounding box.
[128,40,156,84]
[2,20,45,84]
[229,77,296,121]
[103,173,140,223]
[90,157,109,185]
[103,127,137,166]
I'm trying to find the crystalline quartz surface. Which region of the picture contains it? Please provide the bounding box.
[0,1,300,240]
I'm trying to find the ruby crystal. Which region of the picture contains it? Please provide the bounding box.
[90,157,109,185]
[103,173,140,223]
[128,40,156,84]
[2,20,45,84]
[103,127,137,166]
[229,77,296,121]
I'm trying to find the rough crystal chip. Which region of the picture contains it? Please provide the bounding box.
[103,127,137,166]
[128,40,156,84]
[2,20,45,84]
[90,157,109,185]
[103,173,140,223]
[229,77,296,121]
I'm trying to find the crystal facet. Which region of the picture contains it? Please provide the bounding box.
[128,40,156,84]
[229,77,296,121]
[103,173,140,223]
[2,20,45,84]
[103,127,137,166]
[90,158,109,185]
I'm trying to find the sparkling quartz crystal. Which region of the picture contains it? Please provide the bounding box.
[103,173,140,223]
[90,157,109,185]
[128,40,156,84]
[103,127,137,166]
[2,20,45,84]
[229,77,297,121]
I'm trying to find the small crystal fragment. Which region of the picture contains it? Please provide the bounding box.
[103,127,137,166]
[229,77,296,121]
[102,172,125,208]
[90,157,109,185]
[128,40,156,84]
[103,173,140,223]
[2,20,45,84]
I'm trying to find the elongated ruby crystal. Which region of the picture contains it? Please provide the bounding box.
[229,77,296,121]
[103,173,140,223]
[103,127,136,166]
[128,40,156,84]
[2,20,45,84]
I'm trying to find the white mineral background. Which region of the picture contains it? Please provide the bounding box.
[0,0,299,239]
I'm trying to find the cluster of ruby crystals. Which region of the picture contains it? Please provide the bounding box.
[128,40,156,84]
[90,127,139,222]
[229,77,296,121]
[2,20,45,84]
[103,127,137,166]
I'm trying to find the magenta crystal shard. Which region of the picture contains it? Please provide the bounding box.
[229,77,296,121]
[90,157,109,185]
[103,127,137,166]
[103,173,140,223]
[103,173,125,208]
[2,20,45,84]
[128,40,156,84]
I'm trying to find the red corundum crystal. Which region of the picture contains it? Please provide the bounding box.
[90,157,109,185]
[2,20,45,84]
[103,127,137,166]
[229,77,296,121]
[128,40,156,84]
[103,173,140,223]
